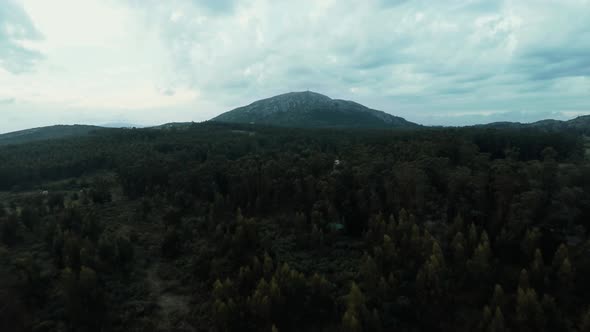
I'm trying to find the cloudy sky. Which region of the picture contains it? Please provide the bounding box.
[0,0,589,132]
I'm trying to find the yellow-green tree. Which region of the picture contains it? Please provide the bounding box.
[515,287,545,331]
[342,282,367,332]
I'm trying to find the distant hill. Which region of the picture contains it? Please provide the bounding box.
[479,115,590,134]
[1,103,587,147]
[151,122,195,130]
[211,91,419,129]
[0,125,104,145]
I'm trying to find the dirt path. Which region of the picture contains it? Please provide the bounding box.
[135,218,194,331]
[146,262,191,320]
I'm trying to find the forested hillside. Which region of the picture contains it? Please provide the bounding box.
[1,122,590,331]
[0,125,104,146]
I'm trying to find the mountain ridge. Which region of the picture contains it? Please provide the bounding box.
[212,91,419,129]
[0,125,104,146]
[477,115,590,133]
[1,92,588,145]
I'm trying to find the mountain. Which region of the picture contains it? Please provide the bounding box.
[151,122,195,130]
[560,115,590,131]
[0,124,104,146]
[479,115,590,134]
[212,91,419,129]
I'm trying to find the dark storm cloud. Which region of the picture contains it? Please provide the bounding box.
[520,49,590,81]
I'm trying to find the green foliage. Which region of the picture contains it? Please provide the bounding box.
[467,234,493,281]
[342,282,366,332]
[0,123,589,331]
[0,213,20,245]
[61,266,105,331]
[521,228,541,261]
[580,307,590,332]
[161,229,181,258]
[530,249,545,289]
[516,287,545,331]
[416,242,446,304]
[489,307,506,332]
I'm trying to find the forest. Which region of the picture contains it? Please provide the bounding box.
[1,122,590,331]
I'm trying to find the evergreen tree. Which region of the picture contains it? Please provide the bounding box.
[488,307,506,332]
[467,223,478,254]
[490,284,505,313]
[580,307,590,332]
[342,282,367,332]
[467,236,492,281]
[416,242,446,306]
[359,254,379,296]
[521,228,541,261]
[515,287,545,331]
[530,248,545,289]
[552,244,569,271]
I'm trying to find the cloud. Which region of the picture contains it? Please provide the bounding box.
[191,0,236,13]
[0,0,43,73]
[125,0,237,15]
[1,0,590,132]
[0,97,15,104]
[520,49,590,81]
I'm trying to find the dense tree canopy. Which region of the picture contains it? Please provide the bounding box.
[0,122,589,331]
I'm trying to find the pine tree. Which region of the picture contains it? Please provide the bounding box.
[552,244,568,271]
[250,278,271,323]
[342,309,362,332]
[213,300,229,330]
[386,214,396,236]
[416,242,445,305]
[530,248,545,289]
[488,307,506,332]
[366,214,386,245]
[382,234,396,272]
[580,307,590,332]
[490,284,505,312]
[341,282,366,332]
[558,257,573,289]
[481,305,493,330]
[521,228,541,261]
[347,282,365,312]
[310,223,324,248]
[376,276,392,303]
[431,241,446,269]
[213,278,234,301]
[467,223,478,253]
[467,236,492,280]
[556,257,574,307]
[263,252,274,278]
[516,287,545,331]
[397,209,410,235]
[359,254,379,296]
